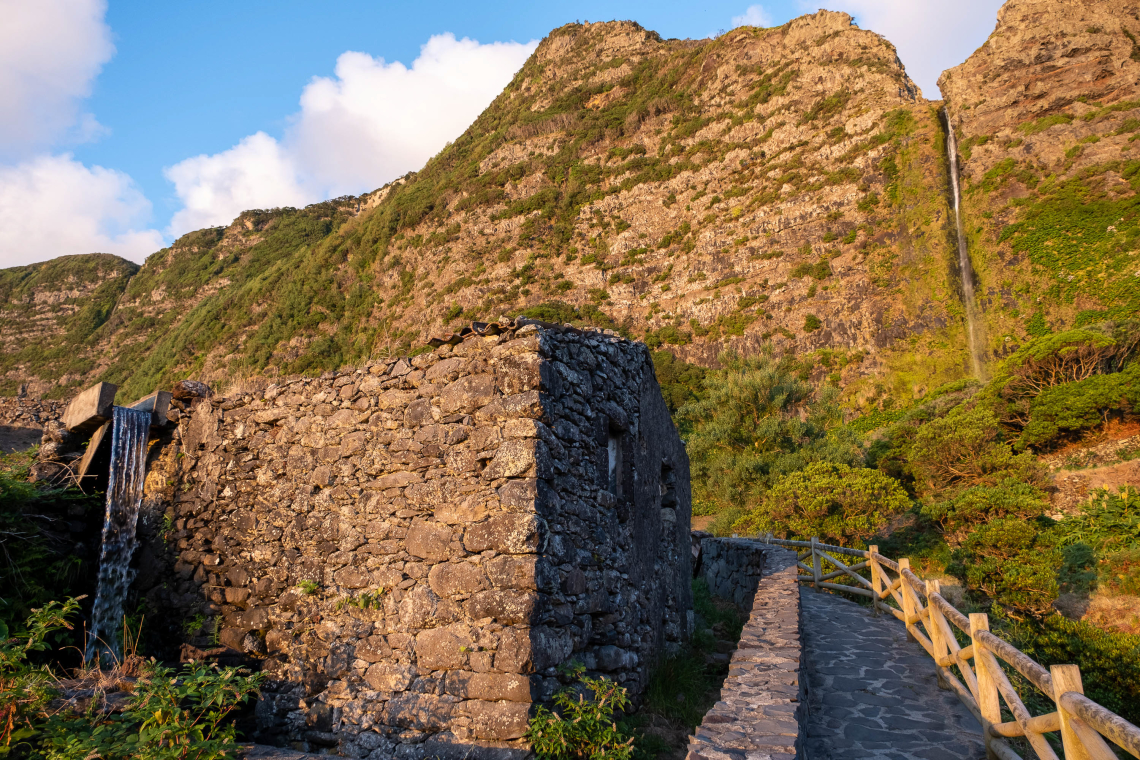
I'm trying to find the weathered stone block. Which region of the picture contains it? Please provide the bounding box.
[62,381,117,434]
[464,589,536,625]
[364,662,416,692]
[463,514,541,554]
[406,520,453,560]
[429,562,489,597]
[444,671,533,702]
[460,700,530,740]
[440,375,496,414]
[416,624,474,671]
[127,390,172,428]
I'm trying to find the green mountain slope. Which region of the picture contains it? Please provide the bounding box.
[3,0,1139,408]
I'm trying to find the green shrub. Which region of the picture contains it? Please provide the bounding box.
[1018,364,1140,449]
[1024,615,1140,724]
[40,661,264,760]
[650,351,707,415]
[1097,547,1140,596]
[733,461,910,544]
[803,314,822,332]
[950,518,1061,616]
[678,351,859,516]
[1053,487,1140,552]
[921,478,1049,545]
[526,664,634,760]
[906,406,1044,496]
[0,598,81,751]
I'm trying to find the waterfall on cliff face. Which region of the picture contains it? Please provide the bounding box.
[945,108,986,379]
[86,406,151,664]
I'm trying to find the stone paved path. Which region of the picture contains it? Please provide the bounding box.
[801,589,987,760]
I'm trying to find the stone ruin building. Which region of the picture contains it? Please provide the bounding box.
[122,321,693,758]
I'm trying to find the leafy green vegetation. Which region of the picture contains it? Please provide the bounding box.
[734,461,910,544]
[526,663,634,760]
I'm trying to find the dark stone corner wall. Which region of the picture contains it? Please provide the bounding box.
[691,537,805,760]
[134,324,692,759]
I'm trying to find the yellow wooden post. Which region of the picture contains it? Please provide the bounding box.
[811,536,821,592]
[868,545,882,616]
[1053,664,1096,760]
[927,580,948,689]
[899,558,916,642]
[971,613,1000,760]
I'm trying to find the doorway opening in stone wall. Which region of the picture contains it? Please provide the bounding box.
[619,576,747,759]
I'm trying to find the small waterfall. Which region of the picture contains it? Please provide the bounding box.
[945,108,986,379]
[86,406,151,664]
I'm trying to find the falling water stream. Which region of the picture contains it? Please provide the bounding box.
[945,108,986,379]
[86,406,151,664]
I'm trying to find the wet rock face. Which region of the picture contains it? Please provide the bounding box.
[139,325,692,758]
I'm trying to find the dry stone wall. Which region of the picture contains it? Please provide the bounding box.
[690,539,803,760]
[137,323,692,759]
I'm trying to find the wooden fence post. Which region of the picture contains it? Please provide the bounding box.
[971,613,1000,760]
[1052,664,1096,760]
[899,558,916,642]
[868,545,881,616]
[927,580,948,689]
[811,536,821,592]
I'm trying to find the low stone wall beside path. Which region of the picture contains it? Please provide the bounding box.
[690,536,803,760]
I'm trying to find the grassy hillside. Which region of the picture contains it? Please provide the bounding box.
[1,0,1138,409]
[1,14,971,404]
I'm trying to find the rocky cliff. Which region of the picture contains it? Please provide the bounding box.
[2,0,1138,409]
[939,0,1140,362]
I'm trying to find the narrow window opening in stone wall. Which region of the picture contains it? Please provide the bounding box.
[608,432,624,499]
[661,463,677,526]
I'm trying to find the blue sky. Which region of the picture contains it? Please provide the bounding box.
[0,0,1004,267]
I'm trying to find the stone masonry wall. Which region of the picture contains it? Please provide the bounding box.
[690,539,803,760]
[136,323,692,759]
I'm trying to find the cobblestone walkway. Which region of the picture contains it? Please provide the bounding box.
[801,590,987,760]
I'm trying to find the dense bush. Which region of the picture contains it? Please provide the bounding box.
[650,351,707,415]
[1053,487,1140,552]
[1018,363,1140,449]
[1022,615,1140,725]
[0,598,81,752]
[678,351,859,519]
[40,661,263,760]
[921,478,1049,546]
[949,519,1061,616]
[733,461,910,544]
[0,453,100,639]
[906,406,1043,495]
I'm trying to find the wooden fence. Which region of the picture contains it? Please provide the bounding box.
[761,535,1140,760]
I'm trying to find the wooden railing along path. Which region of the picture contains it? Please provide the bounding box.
[760,535,1140,760]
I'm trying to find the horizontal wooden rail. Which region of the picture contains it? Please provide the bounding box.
[759,534,1140,760]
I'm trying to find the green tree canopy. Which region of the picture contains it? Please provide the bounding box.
[733,461,911,545]
[678,351,859,517]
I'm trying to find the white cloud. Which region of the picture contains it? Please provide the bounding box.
[0,154,164,267]
[808,0,1004,96]
[732,5,775,29]
[0,0,115,157]
[165,132,312,236]
[163,33,538,236]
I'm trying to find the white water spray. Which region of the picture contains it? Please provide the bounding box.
[86,406,151,664]
[945,108,986,379]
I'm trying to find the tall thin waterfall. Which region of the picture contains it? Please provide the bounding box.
[86,406,151,664]
[945,108,986,379]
